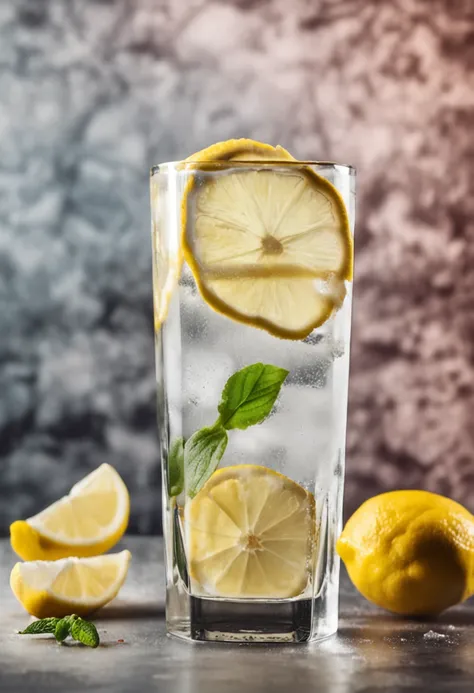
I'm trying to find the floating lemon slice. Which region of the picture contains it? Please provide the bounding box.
[10,464,130,561]
[185,465,315,599]
[10,550,131,618]
[182,139,352,339]
[183,138,294,164]
[152,139,293,331]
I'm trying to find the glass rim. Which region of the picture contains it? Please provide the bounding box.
[151,160,356,175]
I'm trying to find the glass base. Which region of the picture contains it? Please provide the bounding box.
[166,582,339,643]
[190,596,312,642]
[164,478,342,644]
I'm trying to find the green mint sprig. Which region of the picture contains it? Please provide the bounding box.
[71,618,100,648]
[169,363,288,498]
[18,614,100,648]
[19,618,60,635]
[217,362,290,430]
[184,423,228,496]
[168,437,184,497]
[54,617,72,643]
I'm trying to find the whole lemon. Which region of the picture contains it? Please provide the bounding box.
[337,490,474,616]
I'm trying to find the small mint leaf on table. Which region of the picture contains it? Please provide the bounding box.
[218,363,289,430]
[168,437,184,497]
[18,615,102,648]
[184,424,228,497]
[54,618,71,643]
[71,618,100,648]
[19,618,60,635]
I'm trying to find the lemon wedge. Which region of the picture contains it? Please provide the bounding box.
[182,139,352,339]
[10,464,130,561]
[10,550,131,618]
[185,465,315,599]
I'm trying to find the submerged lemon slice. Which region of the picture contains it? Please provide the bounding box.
[10,464,130,561]
[182,139,352,340]
[10,550,131,618]
[185,465,315,599]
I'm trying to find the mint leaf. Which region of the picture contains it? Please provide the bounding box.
[218,363,289,430]
[180,363,289,496]
[54,618,71,643]
[184,425,228,497]
[71,618,100,648]
[18,615,101,648]
[168,437,184,497]
[173,506,188,586]
[19,618,60,635]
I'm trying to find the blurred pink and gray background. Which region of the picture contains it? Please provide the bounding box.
[0,0,473,534]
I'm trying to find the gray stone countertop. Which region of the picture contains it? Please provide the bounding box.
[1,537,474,693]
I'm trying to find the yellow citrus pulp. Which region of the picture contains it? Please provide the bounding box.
[10,464,130,561]
[185,465,315,599]
[10,550,131,618]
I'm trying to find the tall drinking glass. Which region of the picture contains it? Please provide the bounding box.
[151,159,355,643]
